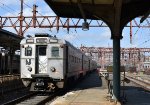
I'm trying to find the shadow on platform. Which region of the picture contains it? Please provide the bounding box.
[121,86,150,105]
[75,71,106,90]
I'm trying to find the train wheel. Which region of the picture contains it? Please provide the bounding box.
[63,78,68,90]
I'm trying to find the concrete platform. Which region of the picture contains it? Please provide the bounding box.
[50,71,121,105]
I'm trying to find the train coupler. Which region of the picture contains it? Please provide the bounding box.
[34,78,46,91]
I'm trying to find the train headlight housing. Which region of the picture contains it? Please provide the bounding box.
[26,39,34,43]
[36,38,47,43]
[50,67,56,72]
[27,67,32,72]
[49,39,58,43]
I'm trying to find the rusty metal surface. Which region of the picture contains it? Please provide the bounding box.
[80,47,150,74]
[0,16,149,36]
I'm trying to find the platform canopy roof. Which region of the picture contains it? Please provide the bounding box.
[45,0,150,36]
[0,29,23,50]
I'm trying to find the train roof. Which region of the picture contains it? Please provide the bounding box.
[20,34,82,52]
[20,34,95,61]
[0,29,23,50]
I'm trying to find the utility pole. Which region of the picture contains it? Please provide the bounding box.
[33,4,37,28]
[130,21,132,44]
[19,0,23,36]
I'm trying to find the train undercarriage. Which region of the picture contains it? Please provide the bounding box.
[22,75,65,92]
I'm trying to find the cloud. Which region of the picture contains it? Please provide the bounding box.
[1,0,19,6]
[63,34,76,41]
[56,28,112,47]
[3,27,17,34]
[1,1,150,48]
[37,5,56,16]
[99,29,111,39]
[1,0,56,36]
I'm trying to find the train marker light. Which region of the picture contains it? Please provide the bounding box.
[50,39,58,43]
[27,67,32,72]
[26,39,34,43]
[50,67,56,72]
[36,38,47,43]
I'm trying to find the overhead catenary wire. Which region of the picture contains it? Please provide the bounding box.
[131,19,150,47]
[138,39,150,48]
[0,1,18,13]
[0,1,19,15]
[137,32,150,47]
[61,28,79,47]
[131,19,146,45]
[18,0,46,33]
[19,0,44,16]
[0,5,15,16]
[67,27,83,47]
[0,1,18,16]
[133,18,150,38]
[132,20,142,38]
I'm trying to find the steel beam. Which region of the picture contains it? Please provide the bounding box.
[0,16,149,36]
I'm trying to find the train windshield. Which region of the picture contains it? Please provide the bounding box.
[39,46,46,56]
[51,47,59,57]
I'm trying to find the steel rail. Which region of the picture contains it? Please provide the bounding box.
[2,92,37,105]
[2,90,61,105]
[125,75,150,91]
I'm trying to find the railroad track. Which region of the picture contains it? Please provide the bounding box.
[2,91,60,105]
[125,75,150,91]
[136,75,150,83]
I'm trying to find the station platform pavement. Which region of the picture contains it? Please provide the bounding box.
[122,80,150,105]
[50,71,121,105]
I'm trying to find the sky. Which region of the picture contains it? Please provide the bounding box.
[0,0,150,48]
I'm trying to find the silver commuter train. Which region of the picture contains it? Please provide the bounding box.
[20,34,97,91]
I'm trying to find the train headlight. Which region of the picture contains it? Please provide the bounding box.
[50,67,56,72]
[36,38,47,43]
[28,67,32,72]
[49,39,58,43]
[26,39,34,43]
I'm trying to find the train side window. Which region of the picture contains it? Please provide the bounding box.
[76,57,77,63]
[51,47,59,57]
[25,46,32,56]
[72,56,74,62]
[74,57,76,63]
[75,57,77,63]
[74,56,75,62]
[71,56,73,62]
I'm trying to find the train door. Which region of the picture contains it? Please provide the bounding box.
[89,60,90,71]
[36,45,47,74]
